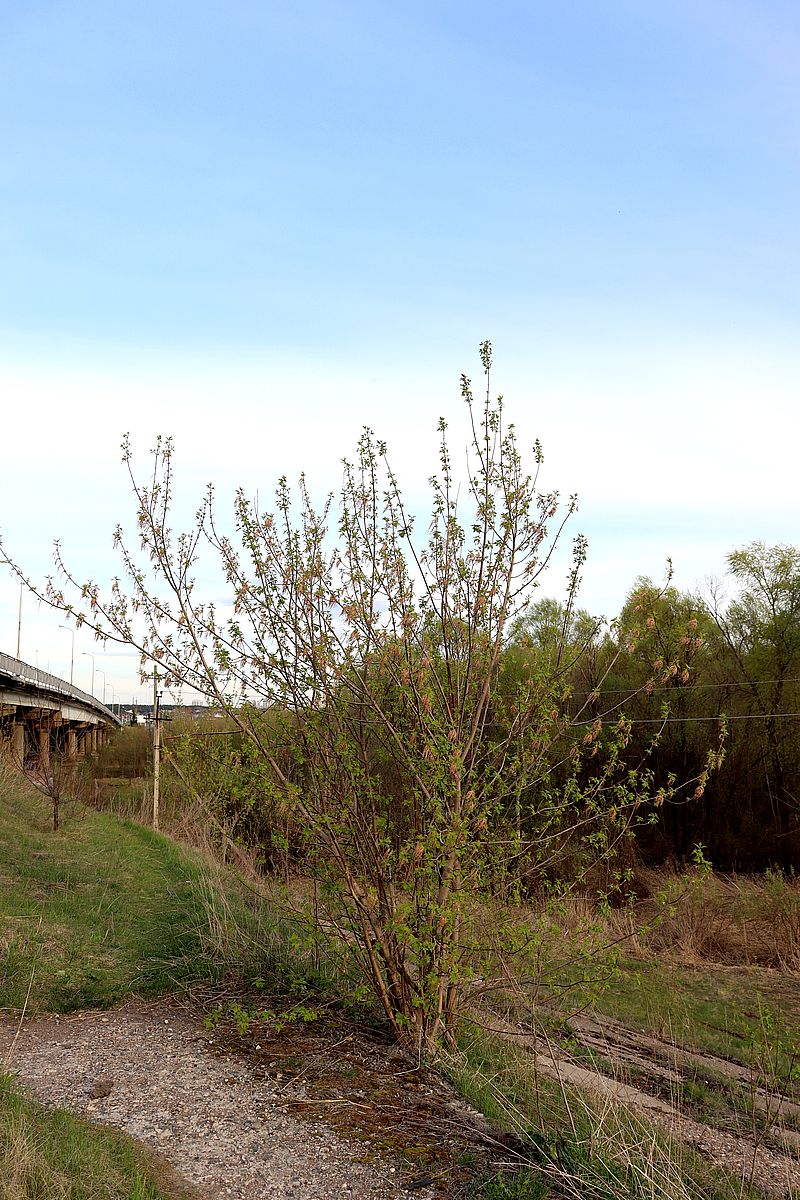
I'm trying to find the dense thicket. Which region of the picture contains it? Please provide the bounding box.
[545,545,800,870]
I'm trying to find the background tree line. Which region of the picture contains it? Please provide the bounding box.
[511,542,800,871]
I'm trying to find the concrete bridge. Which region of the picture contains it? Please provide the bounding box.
[0,651,120,772]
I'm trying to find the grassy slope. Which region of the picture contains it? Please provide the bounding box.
[478,883,800,1085]
[0,773,234,1014]
[587,957,800,1079]
[0,771,225,1199]
[451,1026,766,1200]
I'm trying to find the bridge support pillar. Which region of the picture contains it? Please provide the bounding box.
[11,721,24,767]
[38,719,51,776]
[67,727,77,760]
[90,727,98,755]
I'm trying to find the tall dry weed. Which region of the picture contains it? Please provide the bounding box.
[616,867,800,974]
[756,870,800,972]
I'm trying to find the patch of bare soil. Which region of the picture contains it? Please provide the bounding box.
[198,990,517,1192]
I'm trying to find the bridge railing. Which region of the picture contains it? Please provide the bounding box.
[0,651,120,724]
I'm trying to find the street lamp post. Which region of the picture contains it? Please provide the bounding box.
[16,584,22,658]
[82,651,95,697]
[58,625,74,686]
[96,669,106,706]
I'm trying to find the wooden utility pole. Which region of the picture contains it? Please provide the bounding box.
[152,670,161,831]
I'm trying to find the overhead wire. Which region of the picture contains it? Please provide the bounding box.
[158,708,800,740]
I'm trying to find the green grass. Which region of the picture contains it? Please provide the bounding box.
[560,1038,800,1140]
[0,768,255,1200]
[584,958,800,1086]
[0,1069,195,1200]
[0,768,253,1014]
[473,1169,550,1199]
[0,766,369,1020]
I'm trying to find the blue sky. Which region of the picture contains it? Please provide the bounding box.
[1,1,798,700]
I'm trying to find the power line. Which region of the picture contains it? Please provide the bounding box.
[163,729,241,741]
[571,675,800,697]
[574,712,800,727]
[160,710,800,742]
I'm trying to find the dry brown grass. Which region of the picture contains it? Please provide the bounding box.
[632,868,800,972]
[543,867,800,974]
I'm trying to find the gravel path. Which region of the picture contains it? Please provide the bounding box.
[0,1003,438,1200]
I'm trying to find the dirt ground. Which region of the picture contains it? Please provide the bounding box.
[493,1004,800,1198]
[3,985,800,1199]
